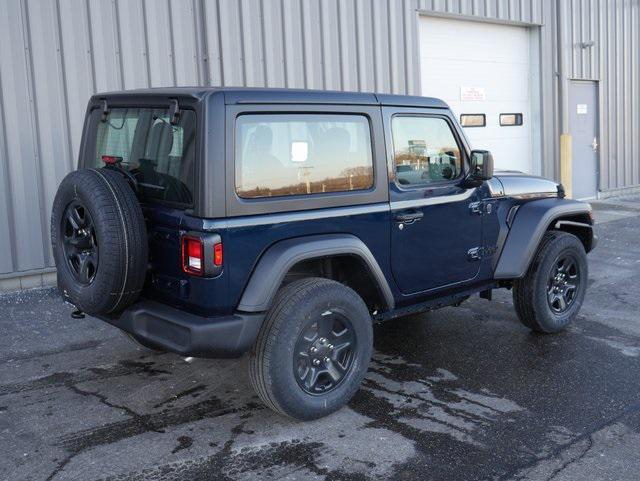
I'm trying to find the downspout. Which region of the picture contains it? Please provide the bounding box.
[558,0,572,198]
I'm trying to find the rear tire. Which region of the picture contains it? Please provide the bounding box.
[249,278,373,420]
[513,231,588,333]
[51,168,148,315]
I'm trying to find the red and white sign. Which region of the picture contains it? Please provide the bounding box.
[460,86,486,101]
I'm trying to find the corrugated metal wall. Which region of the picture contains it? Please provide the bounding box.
[0,0,638,283]
[417,0,544,24]
[0,0,421,280]
[566,0,640,191]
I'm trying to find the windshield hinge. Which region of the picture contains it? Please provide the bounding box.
[100,99,109,122]
[169,99,181,125]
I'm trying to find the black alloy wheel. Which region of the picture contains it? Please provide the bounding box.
[61,201,99,285]
[294,310,356,395]
[513,231,589,333]
[249,277,373,420]
[547,254,580,313]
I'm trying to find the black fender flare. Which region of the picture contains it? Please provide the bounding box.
[494,198,593,279]
[237,234,395,312]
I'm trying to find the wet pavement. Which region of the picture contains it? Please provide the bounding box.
[2,196,640,481]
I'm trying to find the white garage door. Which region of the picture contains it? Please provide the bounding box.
[419,16,533,173]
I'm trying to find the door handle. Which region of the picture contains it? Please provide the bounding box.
[394,210,424,224]
[591,137,598,152]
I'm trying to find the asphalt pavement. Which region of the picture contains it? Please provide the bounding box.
[2,196,640,481]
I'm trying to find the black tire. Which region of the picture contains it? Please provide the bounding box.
[249,277,373,420]
[50,168,148,315]
[513,231,588,333]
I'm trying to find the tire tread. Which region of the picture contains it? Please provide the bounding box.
[513,230,587,333]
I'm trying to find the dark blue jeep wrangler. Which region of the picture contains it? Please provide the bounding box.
[51,88,596,420]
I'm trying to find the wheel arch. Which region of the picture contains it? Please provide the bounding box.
[237,234,395,313]
[494,198,595,280]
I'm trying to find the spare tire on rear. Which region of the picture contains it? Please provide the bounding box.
[50,168,148,315]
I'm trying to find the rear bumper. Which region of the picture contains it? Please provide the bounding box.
[98,299,264,358]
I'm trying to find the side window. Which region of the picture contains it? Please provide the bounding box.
[391,116,463,186]
[235,114,373,199]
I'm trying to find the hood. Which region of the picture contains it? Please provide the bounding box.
[493,171,561,199]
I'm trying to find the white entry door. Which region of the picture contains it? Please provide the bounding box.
[419,16,533,173]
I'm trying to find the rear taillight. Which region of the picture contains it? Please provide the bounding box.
[214,242,223,266]
[182,236,204,276]
[181,233,223,277]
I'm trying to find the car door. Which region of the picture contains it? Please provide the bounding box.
[384,107,483,295]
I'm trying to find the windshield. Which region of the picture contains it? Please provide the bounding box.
[92,107,196,206]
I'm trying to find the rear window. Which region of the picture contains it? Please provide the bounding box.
[235,114,373,199]
[92,108,196,206]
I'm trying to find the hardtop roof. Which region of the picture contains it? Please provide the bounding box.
[93,87,449,109]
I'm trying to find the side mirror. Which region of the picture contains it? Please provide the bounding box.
[469,150,494,181]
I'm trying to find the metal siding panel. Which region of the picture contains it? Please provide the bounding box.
[0,84,16,274]
[590,0,598,80]
[301,0,323,89]
[622,0,630,187]
[281,0,305,88]
[58,0,95,163]
[145,0,176,87]
[338,0,359,91]
[192,0,210,85]
[169,0,200,86]
[0,0,46,271]
[404,0,421,94]
[598,0,610,189]
[388,0,406,94]
[241,0,266,87]
[372,0,392,92]
[615,0,624,187]
[27,0,75,267]
[459,0,473,15]
[320,0,341,90]
[539,0,559,181]
[355,0,375,92]
[218,0,245,86]
[88,0,123,91]
[629,2,640,185]
[418,0,544,24]
[202,0,223,86]
[262,0,286,87]
[570,0,579,77]
[117,0,150,88]
[508,0,520,21]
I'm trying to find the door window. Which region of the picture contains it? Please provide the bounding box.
[235,114,373,198]
[391,116,463,186]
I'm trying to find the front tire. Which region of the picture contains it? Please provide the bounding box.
[513,231,588,333]
[249,278,373,420]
